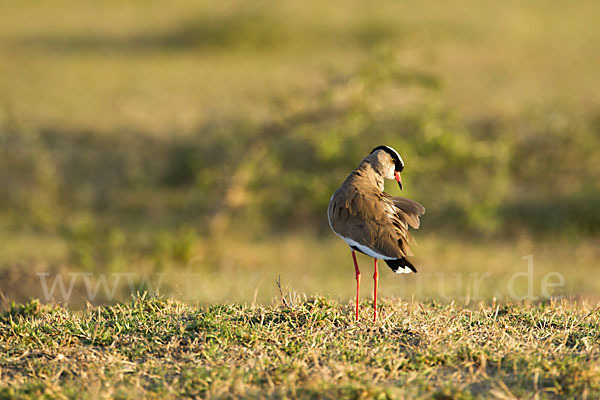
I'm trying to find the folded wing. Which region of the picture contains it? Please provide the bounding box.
[328,189,425,259]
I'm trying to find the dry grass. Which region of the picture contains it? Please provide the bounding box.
[1,295,599,398]
[1,2,599,396]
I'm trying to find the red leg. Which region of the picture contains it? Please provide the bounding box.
[352,250,361,321]
[373,258,379,322]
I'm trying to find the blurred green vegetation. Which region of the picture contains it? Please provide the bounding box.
[0,0,598,304]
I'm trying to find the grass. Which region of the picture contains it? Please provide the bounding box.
[1,295,599,399]
[1,2,599,396]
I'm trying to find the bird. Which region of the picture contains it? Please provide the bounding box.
[327,145,425,322]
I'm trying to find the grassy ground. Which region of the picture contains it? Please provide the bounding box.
[1,2,599,397]
[1,295,599,399]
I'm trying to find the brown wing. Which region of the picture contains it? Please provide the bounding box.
[390,196,426,229]
[328,188,424,258]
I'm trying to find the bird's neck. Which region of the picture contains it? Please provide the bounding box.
[346,161,385,192]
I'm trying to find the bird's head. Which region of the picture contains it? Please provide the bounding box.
[370,145,405,190]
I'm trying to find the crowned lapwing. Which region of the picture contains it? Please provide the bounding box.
[327,146,425,322]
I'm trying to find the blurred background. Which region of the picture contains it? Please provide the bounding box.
[1,0,598,306]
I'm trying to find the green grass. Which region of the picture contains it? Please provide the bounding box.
[1,295,599,399]
[1,2,599,396]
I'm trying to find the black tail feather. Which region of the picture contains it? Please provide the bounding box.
[384,258,417,273]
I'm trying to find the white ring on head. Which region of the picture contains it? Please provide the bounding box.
[381,145,404,169]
